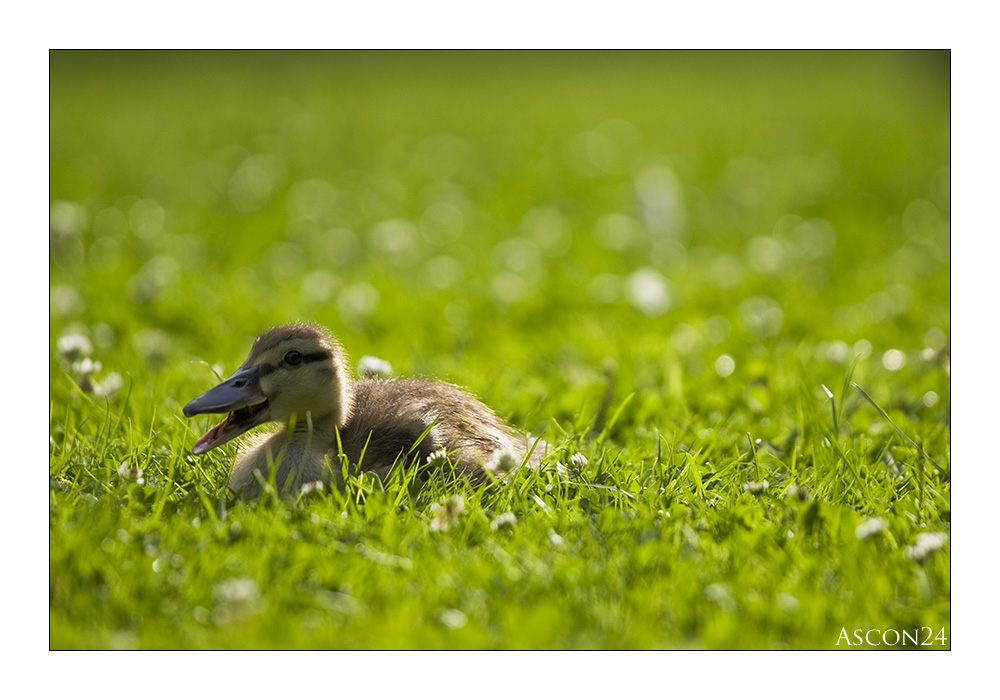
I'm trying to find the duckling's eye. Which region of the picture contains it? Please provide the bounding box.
[284,350,303,366]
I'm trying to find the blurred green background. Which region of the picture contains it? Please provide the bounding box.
[49,50,950,649]
[50,50,949,374]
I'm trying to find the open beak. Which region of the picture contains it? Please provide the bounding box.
[183,365,270,455]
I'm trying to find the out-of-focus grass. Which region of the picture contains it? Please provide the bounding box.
[49,50,949,649]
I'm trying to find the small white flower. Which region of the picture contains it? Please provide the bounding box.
[491,511,517,531]
[117,462,144,485]
[855,517,887,540]
[56,332,93,362]
[94,372,124,398]
[484,448,519,475]
[570,452,588,469]
[300,480,325,496]
[704,582,738,612]
[358,354,393,378]
[742,480,769,495]
[436,608,468,629]
[627,267,670,317]
[71,357,102,376]
[776,592,800,612]
[429,495,465,531]
[547,529,564,546]
[426,449,449,466]
[786,484,810,502]
[211,577,264,625]
[906,532,949,563]
[214,577,261,605]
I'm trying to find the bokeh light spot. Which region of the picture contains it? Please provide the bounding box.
[519,206,571,256]
[420,202,464,244]
[572,119,643,176]
[594,213,644,252]
[746,235,787,274]
[228,157,280,213]
[339,283,380,322]
[923,327,947,350]
[129,199,166,240]
[635,165,686,237]
[50,200,89,238]
[50,285,87,319]
[300,270,339,306]
[287,178,338,223]
[882,349,906,371]
[714,354,736,378]
[369,219,419,266]
[490,271,526,306]
[423,256,463,290]
[627,268,670,317]
[738,296,783,337]
[707,254,745,290]
[853,339,873,360]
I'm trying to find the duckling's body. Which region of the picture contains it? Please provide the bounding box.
[184,324,535,498]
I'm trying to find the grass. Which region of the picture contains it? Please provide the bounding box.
[49,50,950,650]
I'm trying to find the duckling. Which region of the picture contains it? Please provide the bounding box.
[183,323,539,498]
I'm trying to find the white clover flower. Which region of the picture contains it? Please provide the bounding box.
[358,354,393,378]
[776,592,800,612]
[56,332,93,362]
[786,484,810,502]
[430,495,465,531]
[855,517,887,540]
[426,449,449,466]
[436,608,468,630]
[117,462,144,485]
[444,494,465,515]
[211,577,264,625]
[71,357,102,376]
[491,511,517,531]
[704,582,738,612]
[570,452,588,469]
[742,480,769,495]
[906,532,949,563]
[214,577,261,605]
[94,372,124,398]
[300,480,325,496]
[485,448,519,475]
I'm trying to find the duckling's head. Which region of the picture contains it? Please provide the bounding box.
[183,323,350,455]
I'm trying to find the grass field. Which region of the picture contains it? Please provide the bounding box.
[49,50,950,650]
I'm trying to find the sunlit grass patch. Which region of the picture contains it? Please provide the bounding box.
[49,50,949,650]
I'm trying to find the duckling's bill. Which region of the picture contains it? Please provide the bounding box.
[184,366,270,455]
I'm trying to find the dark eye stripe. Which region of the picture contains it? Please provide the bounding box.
[256,351,331,377]
[303,351,331,364]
